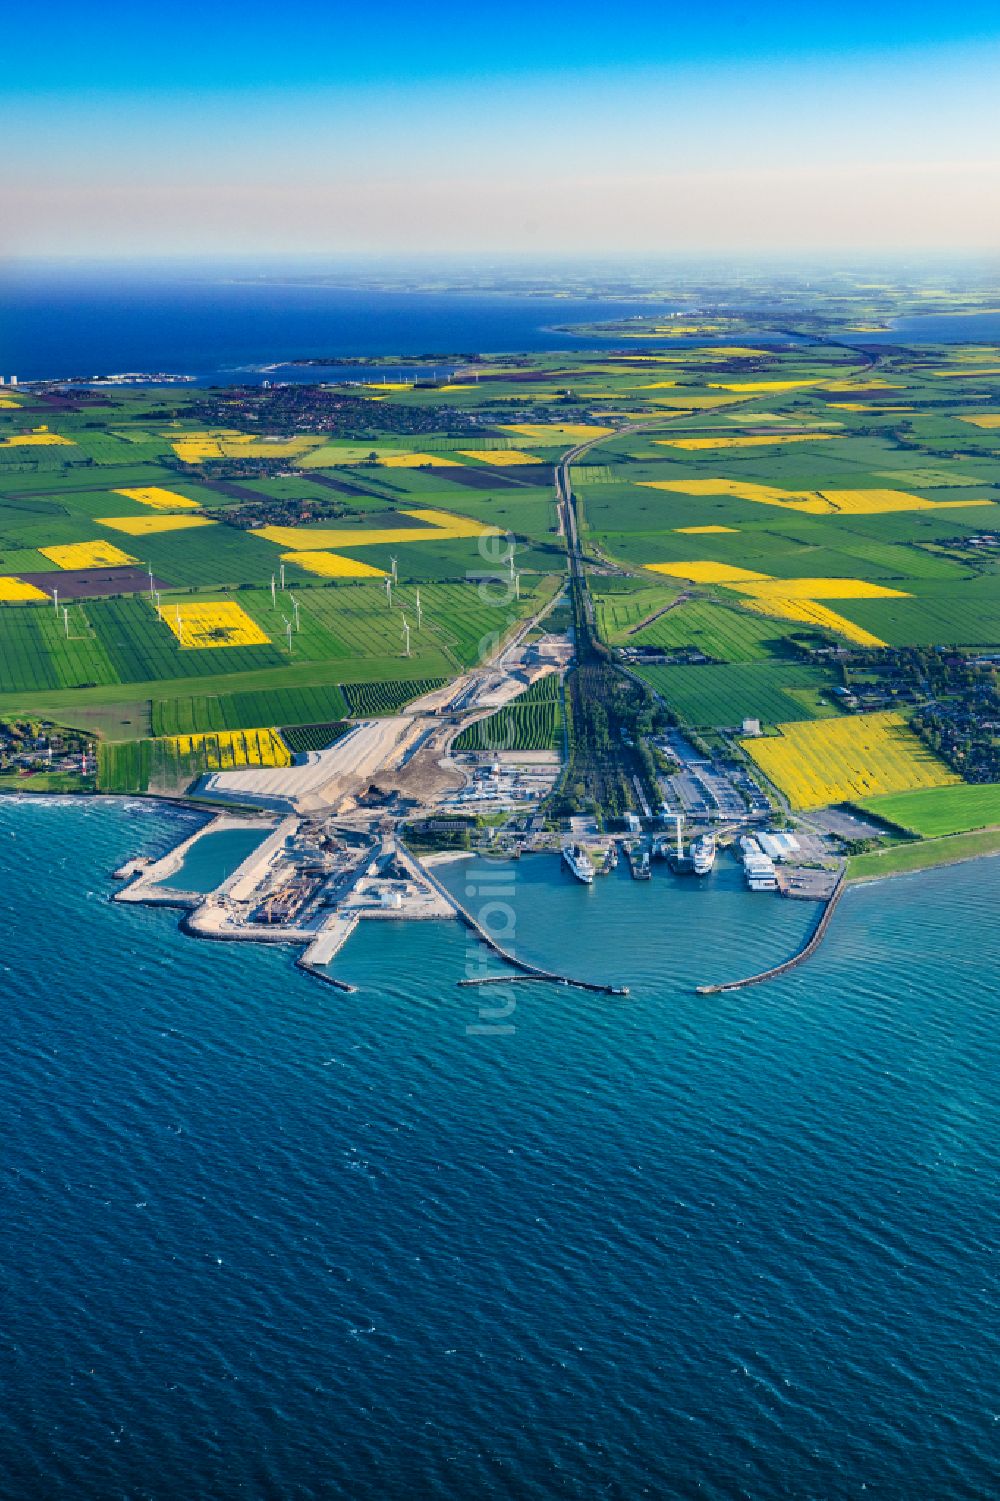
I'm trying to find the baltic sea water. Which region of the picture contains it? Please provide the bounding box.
[1,271,995,386]
[1,797,997,1499]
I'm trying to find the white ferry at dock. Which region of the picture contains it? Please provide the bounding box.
[562,843,594,884]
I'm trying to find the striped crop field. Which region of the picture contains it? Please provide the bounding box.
[342,679,446,716]
[453,674,562,752]
[280,721,353,754]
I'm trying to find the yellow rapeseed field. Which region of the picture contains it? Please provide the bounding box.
[730,577,908,601]
[253,508,499,551]
[500,423,614,442]
[97,515,216,536]
[166,728,291,770]
[158,601,271,650]
[0,432,75,448]
[741,711,960,809]
[639,477,995,517]
[736,595,887,648]
[112,486,200,510]
[674,525,738,534]
[405,507,500,534]
[708,379,824,392]
[930,368,1000,377]
[821,380,901,392]
[280,551,386,578]
[379,452,461,468]
[655,434,834,450]
[0,577,50,603]
[458,449,542,466]
[826,403,915,413]
[960,413,1000,429]
[645,395,746,409]
[40,541,138,570]
[642,561,905,647]
[172,434,323,463]
[639,479,827,514]
[646,561,768,584]
[820,489,994,515]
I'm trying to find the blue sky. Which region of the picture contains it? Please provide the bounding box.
[3,0,999,256]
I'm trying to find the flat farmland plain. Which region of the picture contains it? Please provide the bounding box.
[0,337,997,802]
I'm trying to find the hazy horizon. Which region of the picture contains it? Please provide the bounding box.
[5,0,1000,260]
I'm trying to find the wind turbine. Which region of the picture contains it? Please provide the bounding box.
[154,589,161,613]
[385,575,393,607]
[270,573,276,606]
[289,593,301,632]
[281,615,293,653]
[507,543,516,581]
[62,606,70,638]
[401,615,411,657]
[415,588,422,628]
[280,562,286,590]
[514,572,520,600]
[147,563,155,601]
[52,586,58,613]
[390,554,398,582]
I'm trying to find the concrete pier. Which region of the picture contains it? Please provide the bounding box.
[696,873,845,994]
[408,843,628,996]
[113,813,280,905]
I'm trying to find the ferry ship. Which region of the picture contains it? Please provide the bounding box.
[690,833,717,876]
[562,843,594,884]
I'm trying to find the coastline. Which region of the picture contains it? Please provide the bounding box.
[846,827,1000,885]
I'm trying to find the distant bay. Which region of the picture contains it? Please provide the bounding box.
[1,268,995,387]
[0,271,683,383]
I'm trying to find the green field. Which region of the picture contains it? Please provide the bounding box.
[847,827,1000,881]
[629,599,804,662]
[855,784,1000,837]
[151,684,349,736]
[634,661,836,727]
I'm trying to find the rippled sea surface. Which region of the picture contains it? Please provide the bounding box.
[2,798,998,1500]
